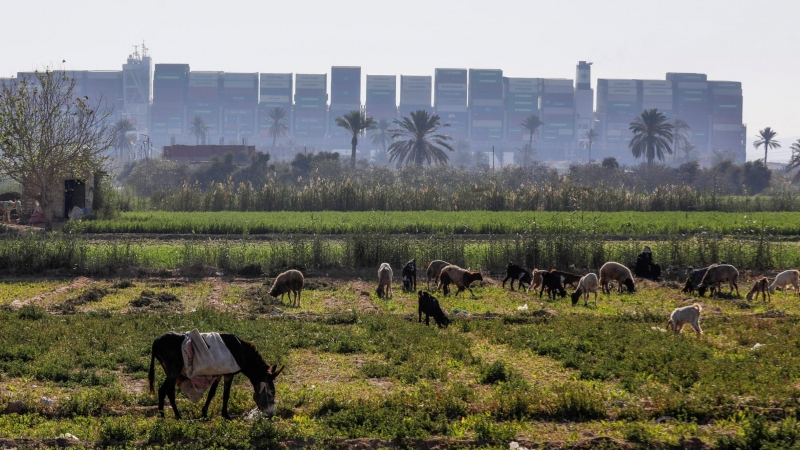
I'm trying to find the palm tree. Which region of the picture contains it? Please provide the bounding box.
[335,110,377,167]
[786,139,800,182]
[520,114,544,147]
[516,144,537,167]
[387,110,455,167]
[370,118,393,152]
[189,116,209,145]
[111,119,136,159]
[266,107,290,150]
[629,108,675,165]
[580,128,599,161]
[753,127,780,165]
[678,143,699,164]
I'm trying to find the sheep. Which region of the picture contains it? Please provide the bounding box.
[426,260,451,290]
[376,263,393,299]
[539,271,567,300]
[418,291,450,328]
[531,269,545,292]
[598,262,635,294]
[666,304,703,337]
[549,269,582,289]
[767,270,800,296]
[268,269,304,307]
[401,259,416,292]
[682,267,710,295]
[438,265,483,297]
[746,277,770,302]
[697,264,739,297]
[503,262,533,291]
[571,273,599,306]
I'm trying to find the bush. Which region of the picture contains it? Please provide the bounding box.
[99,418,136,443]
[478,360,512,385]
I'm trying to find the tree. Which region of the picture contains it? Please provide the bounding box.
[387,110,455,167]
[0,68,113,230]
[601,157,619,169]
[580,128,599,161]
[677,143,699,164]
[335,110,376,167]
[711,148,737,166]
[629,108,675,165]
[753,127,780,165]
[520,114,544,147]
[786,139,800,182]
[370,118,393,152]
[516,144,537,167]
[266,107,289,150]
[189,116,209,145]
[111,119,136,160]
[672,117,692,155]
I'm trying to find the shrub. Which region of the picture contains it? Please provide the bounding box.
[478,361,512,385]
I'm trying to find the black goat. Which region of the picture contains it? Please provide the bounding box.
[418,291,450,328]
[539,271,567,300]
[503,262,533,291]
[402,259,417,292]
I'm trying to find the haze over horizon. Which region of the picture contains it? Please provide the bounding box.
[2,0,798,162]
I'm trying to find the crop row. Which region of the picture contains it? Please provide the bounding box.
[0,232,797,276]
[63,210,800,236]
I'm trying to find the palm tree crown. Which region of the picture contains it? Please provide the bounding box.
[629,108,675,165]
[370,118,393,152]
[580,128,599,161]
[753,127,780,165]
[335,110,377,167]
[111,119,136,159]
[388,110,455,167]
[266,107,290,149]
[786,139,800,183]
[520,114,544,147]
[189,116,209,145]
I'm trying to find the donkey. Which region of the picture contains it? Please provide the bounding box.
[149,332,284,420]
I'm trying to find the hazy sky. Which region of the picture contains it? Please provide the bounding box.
[2,0,798,161]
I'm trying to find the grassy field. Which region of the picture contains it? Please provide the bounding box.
[62,211,800,236]
[0,274,799,448]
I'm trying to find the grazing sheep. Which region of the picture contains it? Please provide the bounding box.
[666,304,703,337]
[682,267,710,295]
[426,260,451,290]
[767,270,800,296]
[401,259,417,292]
[539,271,567,300]
[438,265,483,297]
[746,277,770,302]
[571,273,599,306]
[268,270,304,307]
[598,262,635,294]
[417,291,450,328]
[503,262,533,291]
[697,264,739,297]
[549,270,582,289]
[376,263,393,299]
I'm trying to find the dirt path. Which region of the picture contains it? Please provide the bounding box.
[12,277,93,309]
[205,277,226,310]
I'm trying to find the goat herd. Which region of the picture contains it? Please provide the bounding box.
[265,259,800,339]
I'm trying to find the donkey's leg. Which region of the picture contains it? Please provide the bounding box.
[220,374,235,420]
[161,375,181,419]
[201,377,222,418]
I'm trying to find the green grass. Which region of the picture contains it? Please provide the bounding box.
[64,210,800,236]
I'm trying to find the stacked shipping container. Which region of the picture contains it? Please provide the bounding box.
[435,69,468,140]
[667,73,709,146]
[540,79,575,144]
[221,73,258,142]
[187,72,222,139]
[710,81,744,157]
[503,77,540,142]
[294,74,328,138]
[82,71,123,123]
[365,75,397,121]
[152,64,189,144]
[596,79,638,150]
[329,66,361,140]
[469,69,504,141]
[399,75,431,117]
[122,53,152,133]
[258,73,293,138]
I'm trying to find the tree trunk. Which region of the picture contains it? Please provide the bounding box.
[529,132,533,148]
[350,134,358,167]
[272,134,277,153]
[589,141,592,162]
[764,143,768,165]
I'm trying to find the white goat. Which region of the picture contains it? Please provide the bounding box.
[376,263,393,298]
[666,304,703,337]
[571,273,599,306]
[768,270,800,296]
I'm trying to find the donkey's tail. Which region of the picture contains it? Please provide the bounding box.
[148,341,156,396]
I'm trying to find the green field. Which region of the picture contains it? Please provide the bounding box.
[63,211,800,236]
[0,276,798,448]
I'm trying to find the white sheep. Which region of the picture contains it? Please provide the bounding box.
[598,262,635,294]
[666,304,703,337]
[426,260,451,290]
[571,273,599,306]
[376,263,393,298]
[768,270,800,296]
[268,269,305,307]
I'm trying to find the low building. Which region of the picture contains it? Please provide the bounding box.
[162,144,256,163]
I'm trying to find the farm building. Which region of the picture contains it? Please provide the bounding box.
[162,145,255,163]
[21,174,95,220]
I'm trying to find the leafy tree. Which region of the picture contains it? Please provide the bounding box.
[124,159,190,196]
[266,107,289,150]
[753,127,780,165]
[786,139,800,183]
[191,152,237,189]
[711,148,737,166]
[111,119,136,159]
[189,116,209,145]
[520,114,544,147]
[601,157,619,169]
[370,118,393,152]
[629,108,674,165]
[291,151,340,178]
[677,143,699,164]
[388,110,455,167]
[335,110,376,167]
[580,128,599,161]
[0,68,113,230]
[516,144,537,167]
[742,160,772,194]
